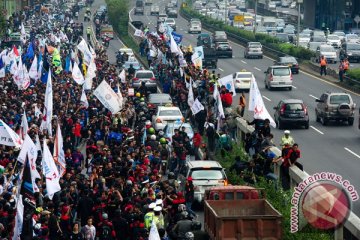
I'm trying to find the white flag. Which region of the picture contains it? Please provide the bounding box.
[249,76,276,127]
[0,119,23,147]
[170,34,179,54]
[72,62,85,85]
[84,59,96,90]
[29,55,39,80]
[191,98,204,115]
[42,72,53,136]
[43,140,61,200]
[35,133,42,153]
[148,221,161,240]
[80,88,89,108]
[10,56,18,75]
[12,195,24,240]
[20,23,26,43]
[76,38,92,66]
[37,60,43,80]
[187,78,194,107]
[119,69,126,83]
[69,60,73,72]
[216,91,225,119]
[89,45,96,59]
[94,80,123,114]
[191,50,202,69]
[194,46,204,59]
[117,85,124,110]
[34,105,42,118]
[218,74,236,96]
[19,110,29,140]
[21,64,31,90]
[54,124,66,177]
[0,68,5,78]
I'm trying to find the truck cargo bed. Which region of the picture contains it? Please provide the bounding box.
[204,200,283,240]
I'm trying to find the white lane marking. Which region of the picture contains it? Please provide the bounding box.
[241,60,247,64]
[310,126,324,135]
[309,94,318,99]
[218,68,224,72]
[292,85,297,89]
[262,95,271,101]
[344,147,360,159]
[254,67,261,71]
[129,7,134,21]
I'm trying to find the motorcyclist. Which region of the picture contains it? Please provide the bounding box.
[171,211,193,240]
[191,221,210,240]
[86,26,91,41]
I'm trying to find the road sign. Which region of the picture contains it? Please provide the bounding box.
[354,15,360,24]
[234,15,244,22]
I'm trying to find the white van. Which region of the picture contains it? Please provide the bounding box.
[264,66,293,91]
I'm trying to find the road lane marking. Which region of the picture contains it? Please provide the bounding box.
[262,95,271,101]
[241,60,247,64]
[309,94,318,99]
[254,67,261,71]
[292,85,297,89]
[218,68,224,71]
[310,126,324,135]
[344,147,360,159]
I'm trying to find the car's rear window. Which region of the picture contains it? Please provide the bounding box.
[190,169,224,180]
[285,103,303,111]
[249,43,261,48]
[330,95,350,104]
[237,73,252,78]
[135,72,153,78]
[273,68,290,76]
[159,109,181,116]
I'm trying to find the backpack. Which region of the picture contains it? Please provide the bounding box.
[100,225,113,240]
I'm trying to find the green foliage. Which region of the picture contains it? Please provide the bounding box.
[106,0,129,37]
[215,143,333,240]
[180,6,316,60]
[347,68,360,80]
[0,12,6,37]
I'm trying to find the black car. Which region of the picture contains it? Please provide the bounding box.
[275,56,299,74]
[215,41,232,58]
[273,99,309,129]
[167,8,178,18]
[203,47,218,69]
[197,33,212,48]
[340,43,360,62]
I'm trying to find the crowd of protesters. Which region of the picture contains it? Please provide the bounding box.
[0,0,304,239]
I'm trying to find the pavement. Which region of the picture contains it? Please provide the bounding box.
[128,0,360,216]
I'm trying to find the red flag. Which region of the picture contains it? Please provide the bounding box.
[13,45,19,57]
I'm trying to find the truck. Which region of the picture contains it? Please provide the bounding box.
[134,0,144,15]
[204,186,283,240]
[203,47,218,69]
[261,16,277,33]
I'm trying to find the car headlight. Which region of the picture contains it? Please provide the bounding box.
[348,52,353,56]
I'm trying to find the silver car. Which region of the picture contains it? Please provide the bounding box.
[264,66,293,91]
[132,70,157,93]
[244,42,263,59]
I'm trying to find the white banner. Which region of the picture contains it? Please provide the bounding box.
[72,62,85,85]
[119,69,126,83]
[54,124,66,177]
[218,74,236,96]
[29,55,39,80]
[12,195,24,240]
[93,80,123,114]
[134,29,144,37]
[76,38,92,66]
[19,111,29,140]
[187,78,194,107]
[170,34,179,54]
[194,46,204,60]
[42,72,53,136]
[191,98,204,115]
[0,119,23,147]
[149,222,161,240]
[191,51,202,69]
[18,134,38,165]
[43,140,61,200]
[80,88,89,108]
[0,68,5,78]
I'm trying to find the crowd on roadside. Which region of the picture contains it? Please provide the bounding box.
[0,1,304,240]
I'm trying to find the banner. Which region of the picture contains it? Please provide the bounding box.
[0,119,23,147]
[76,38,92,66]
[191,51,202,69]
[194,46,204,60]
[18,135,38,165]
[218,74,236,96]
[119,69,126,83]
[191,98,204,115]
[93,80,123,114]
[170,34,179,54]
[42,71,53,136]
[29,55,39,80]
[80,88,89,108]
[43,140,61,200]
[134,29,144,37]
[19,111,29,140]
[171,32,183,44]
[72,62,85,85]
[12,194,24,240]
[0,68,5,78]
[249,76,276,127]
[54,124,66,177]
[187,78,194,107]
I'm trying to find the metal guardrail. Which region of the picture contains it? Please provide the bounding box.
[234,117,360,239]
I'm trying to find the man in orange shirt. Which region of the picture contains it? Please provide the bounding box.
[320,55,327,76]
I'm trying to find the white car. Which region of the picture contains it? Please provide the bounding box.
[189,21,202,33]
[333,31,345,41]
[316,45,337,63]
[345,34,360,44]
[152,106,184,131]
[298,33,311,44]
[327,34,341,48]
[264,66,293,91]
[119,48,134,57]
[233,71,254,91]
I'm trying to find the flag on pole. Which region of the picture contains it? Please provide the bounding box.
[29,55,39,80]
[119,69,126,83]
[41,71,53,136]
[80,88,89,109]
[19,110,29,140]
[0,119,23,147]
[248,76,276,127]
[218,74,236,96]
[35,133,42,154]
[117,84,124,110]
[53,124,66,177]
[148,221,161,240]
[170,34,179,54]
[0,68,5,78]
[42,140,61,200]
[187,78,194,107]
[72,62,85,85]
[12,194,24,240]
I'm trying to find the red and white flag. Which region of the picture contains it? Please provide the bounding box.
[42,140,61,200]
[53,124,66,177]
[41,71,53,136]
[19,110,28,140]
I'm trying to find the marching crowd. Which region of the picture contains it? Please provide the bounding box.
[0,0,304,240]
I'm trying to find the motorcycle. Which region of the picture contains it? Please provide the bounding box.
[102,36,111,47]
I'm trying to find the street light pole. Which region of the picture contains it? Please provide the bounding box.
[297,0,302,46]
[254,0,258,34]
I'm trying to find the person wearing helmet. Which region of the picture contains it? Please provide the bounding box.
[136,92,141,98]
[191,221,210,240]
[159,137,167,144]
[184,232,195,240]
[170,211,193,240]
[148,127,155,135]
[280,130,294,148]
[147,134,159,151]
[97,212,115,240]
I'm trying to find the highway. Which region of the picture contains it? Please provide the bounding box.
[129,0,360,215]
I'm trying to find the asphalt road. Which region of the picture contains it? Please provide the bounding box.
[129,1,360,216]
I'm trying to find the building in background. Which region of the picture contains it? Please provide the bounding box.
[303,0,360,31]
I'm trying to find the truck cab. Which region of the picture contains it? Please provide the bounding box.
[135,0,144,15]
[203,47,218,69]
[205,186,262,200]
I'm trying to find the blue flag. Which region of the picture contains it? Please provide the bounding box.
[172,32,183,44]
[64,55,71,73]
[24,42,35,60]
[142,128,147,144]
